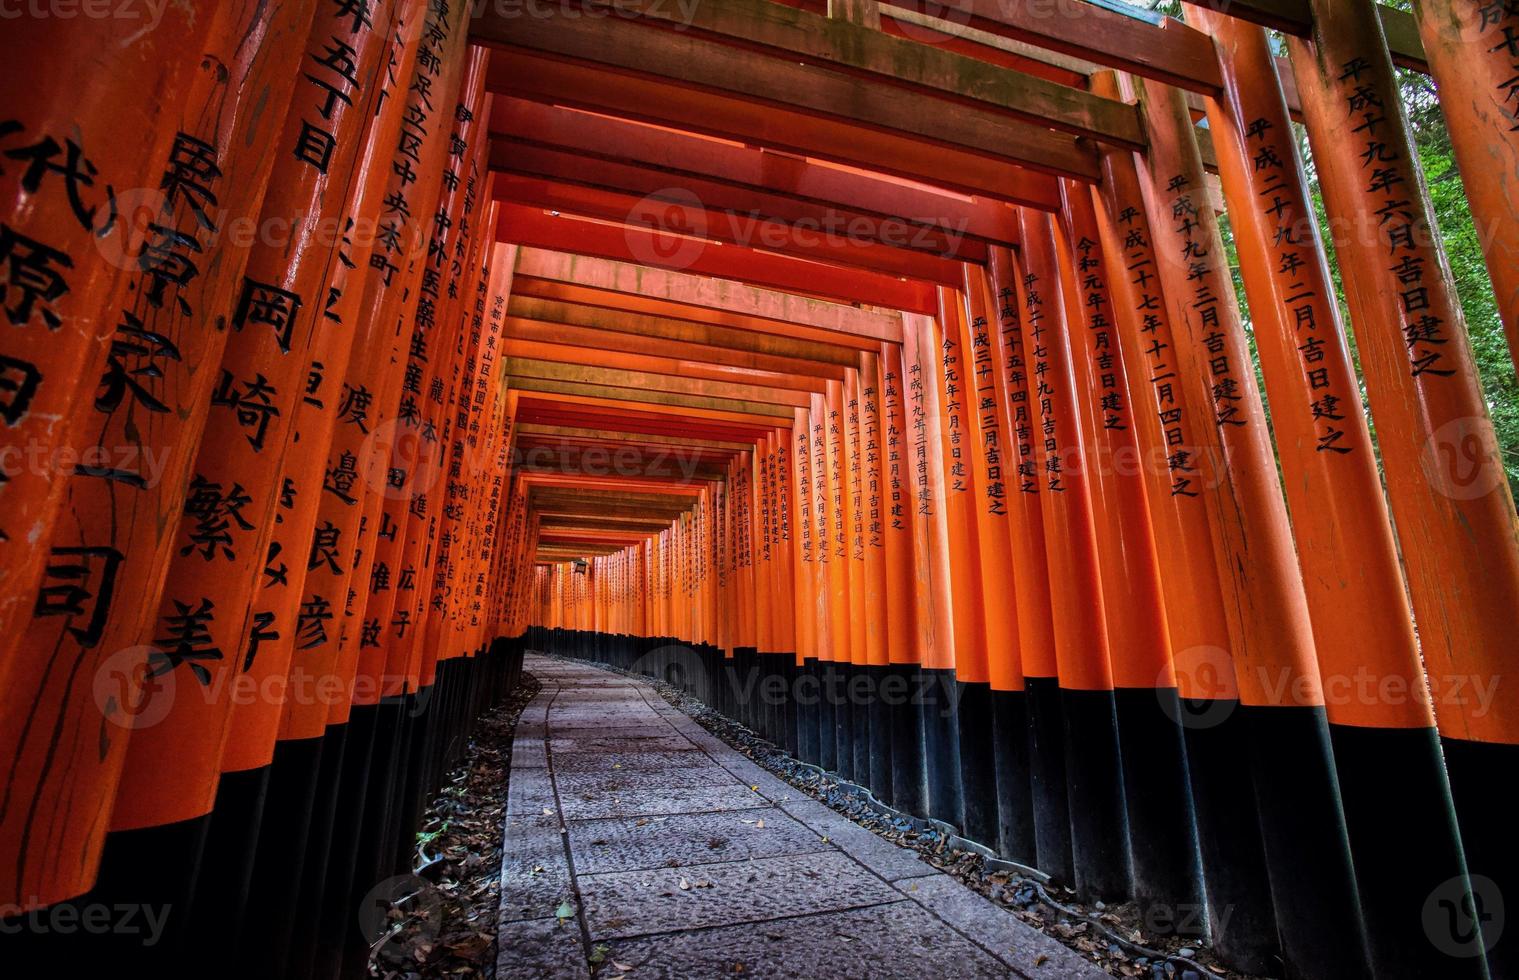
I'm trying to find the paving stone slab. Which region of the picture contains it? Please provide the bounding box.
[505,767,559,818]
[496,914,589,979]
[578,851,901,939]
[774,796,934,882]
[509,740,548,769]
[601,900,1014,978]
[549,750,723,775]
[499,823,574,923]
[546,724,676,741]
[554,763,744,798]
[896,872,1112,980]
[549,733,696,755]
[556,783,772,820]
[567,806,826,875]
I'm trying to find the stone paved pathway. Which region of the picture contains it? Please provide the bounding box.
[497,654,1110,979]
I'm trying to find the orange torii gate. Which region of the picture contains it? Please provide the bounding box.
[1,1,1516,977]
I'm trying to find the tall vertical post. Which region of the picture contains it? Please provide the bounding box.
[1088,72,1277,966]
[879,341,926,815]
[1018,209,1130,902]
[1058,179,1204,927]
[985,246,1071,884]
[1132,72,1370,979]
[0,6,217,661]
[961,266,1035,865]
[1,0,318,942]
[902,312,962,826]
[1291,3,1519,973]
[1411,0,1519,375]
[1192,8,1481,977]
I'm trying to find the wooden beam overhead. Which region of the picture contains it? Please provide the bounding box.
[493,173,971,284]
[473,17,1103,180]
[505,317,851,382]
[516,424,754,452]
[489,99,1041,228]
[508,299,864,366]
[507,379,799,422]
[514,250,903,343]
[503,340,831,394]
[505,357,815,408]
[1188,1,1426,72]
[496,204,939,313]
[589,0,1144,147]
[490,140,993,263]
[873,0,1225,92]
[486,51,1073,207]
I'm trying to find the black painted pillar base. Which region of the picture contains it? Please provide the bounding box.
[956,679,999,846]
[1025,676,1073,885]
[1060,687,1131,902]
[1114,687,1203,929]
[1332,723,1487,979]
[185,762,270,959]
[286,720,351,979]
[888,663,926,817]
[1445,736,1516,979]
[866,664,892,803]
[817,660,838,772]
[919,666,963,829]
[238,735,326,978]
[796,658,821,765]
[852,664,872,787]
[990,687,1036,866]
[45,814,211,972]
[1243,705,1371,980]
[313,706,379,980]
[1177,700,1280,973]
[834,660,856,783]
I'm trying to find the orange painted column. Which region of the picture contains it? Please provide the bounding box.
[772,422,799,754]
[0,6,217,659]
[958,266,1036,862]
[1083,79,1274,963]
[343,39,480,724]
[1411,0,1519,375]
[1017,208,1128,901]
[1131,72,1369,979]
[416,200,500,673]
[1191,9,1480,976]
[384,81,492,708]
[1056,178,1205,924]
[932,282,999,848]
[856,350,891,795]
[791,404,824,765]
[824,381,856,773]
[1290,5,1519,973]
[443,240,516,661]
[877,341,925,815]
[1,0,318,923]
[391,128,494,703]
[808,391,839,771]
[902,310,961,825]
[984,245,1068,879]
[841,368,868,779]
[881,340,923,814]
[742,441,769,732]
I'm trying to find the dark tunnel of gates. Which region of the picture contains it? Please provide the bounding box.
[1,0,1518,978]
